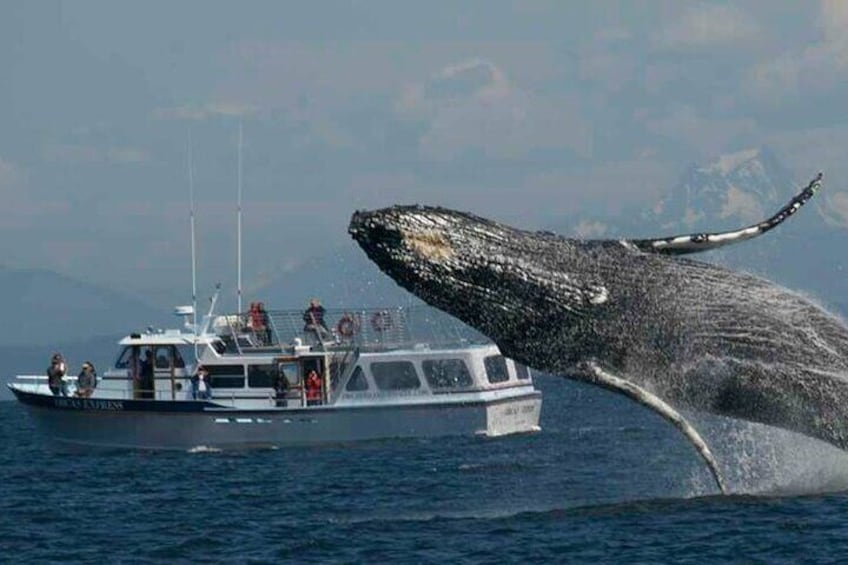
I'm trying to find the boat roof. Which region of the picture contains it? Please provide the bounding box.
[118,330,218,347]
[115,305,490,354]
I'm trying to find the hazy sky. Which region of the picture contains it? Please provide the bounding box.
[2,1,847,306]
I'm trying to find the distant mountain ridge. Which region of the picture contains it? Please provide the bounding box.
[0,267,170,399]
[0,266,167,346]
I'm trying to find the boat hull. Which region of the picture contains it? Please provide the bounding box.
[10,386,541,450]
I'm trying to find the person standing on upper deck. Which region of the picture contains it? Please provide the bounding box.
[302,298,330,343]
[258,302,272,345]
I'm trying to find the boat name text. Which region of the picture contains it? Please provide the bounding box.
[54,398,125,411]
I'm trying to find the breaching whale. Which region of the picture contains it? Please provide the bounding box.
[348,174,845,494]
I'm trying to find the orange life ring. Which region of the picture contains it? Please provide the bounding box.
[336,314,359,338]
[370,310,392,333]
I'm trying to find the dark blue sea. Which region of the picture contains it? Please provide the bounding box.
[4,376,848,563]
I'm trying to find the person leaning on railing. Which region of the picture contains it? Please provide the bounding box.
[303,298,331,342]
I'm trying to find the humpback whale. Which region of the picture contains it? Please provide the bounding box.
[348,174,845,494]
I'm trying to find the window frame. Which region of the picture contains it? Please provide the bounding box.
[205,364,246,389]
[484,355,510,384]
[370,361,421,391]
[422,358,473,390]
[345,366,369,392]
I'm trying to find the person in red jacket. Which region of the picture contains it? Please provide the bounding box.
[305,370,322,406]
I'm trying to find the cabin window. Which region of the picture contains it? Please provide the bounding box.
[484,355,509,384]
[248,365,276,388]
[514,362,530,380]
[330,356,354,392]
[371,361,420,391]
[279,363,300,387]
[172,346,187,369]
[115,347,133,369]
[422,359,472,389]
[345,366,369,391]
[153,346,171,369]
[206,364,245,388]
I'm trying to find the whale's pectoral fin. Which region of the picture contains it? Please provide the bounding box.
[579,361,728,494]
[629,172,822,256]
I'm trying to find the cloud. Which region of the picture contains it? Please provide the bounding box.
[766,124,848,181]
[572,219,609,238]
[822,0,848,42]
[653,4,762,50]
[153,102,258,121]
[747,0,848,103]
[398,58,510,114]
[43,144,149,164]
[524,157,676,219]
[0,157,22,188]
[639,105,758,159]
[578,49,638,94]
[398,58,593,161]
[821,191,848,227]
[0,157,69,228]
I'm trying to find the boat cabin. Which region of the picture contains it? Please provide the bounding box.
[90,303,534,410]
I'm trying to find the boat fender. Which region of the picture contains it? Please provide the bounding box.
[336,314,359,338]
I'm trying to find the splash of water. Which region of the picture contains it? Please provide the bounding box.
[694,415,848,496]
[186,445,223,454]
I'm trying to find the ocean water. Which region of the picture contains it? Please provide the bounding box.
[4,376,848,563]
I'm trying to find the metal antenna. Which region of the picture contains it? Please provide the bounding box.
[188,131,198,328]
[237,121,243,315]
[187,130,199,361]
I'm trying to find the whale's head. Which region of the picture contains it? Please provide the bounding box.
[349,205,611,357]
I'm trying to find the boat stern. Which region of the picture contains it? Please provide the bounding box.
[484,392,542,437]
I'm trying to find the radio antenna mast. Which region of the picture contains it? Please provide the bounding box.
[237,121,243,315]
[188,131,198,333]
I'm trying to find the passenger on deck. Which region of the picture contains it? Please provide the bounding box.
[46,353,67,396]
[306,370,322,406]
[248,302,264,345]
[302,298,331,343]
[191,365,212,400]
[273,367,289,407]
[76,361,97,398]
[140,349,155,399]
[258,302,272,345]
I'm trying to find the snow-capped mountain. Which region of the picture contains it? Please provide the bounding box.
[648,146,846,313]
[650,147,797,231]
[553,146,847,314]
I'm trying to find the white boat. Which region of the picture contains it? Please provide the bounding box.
[7,298,542,450]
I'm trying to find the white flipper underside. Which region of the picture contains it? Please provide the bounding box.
[582,361,728,494]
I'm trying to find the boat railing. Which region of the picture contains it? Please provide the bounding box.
[218,305,490,352]
[12,375,319,407]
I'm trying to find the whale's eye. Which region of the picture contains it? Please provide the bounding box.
[402,229,455,262]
